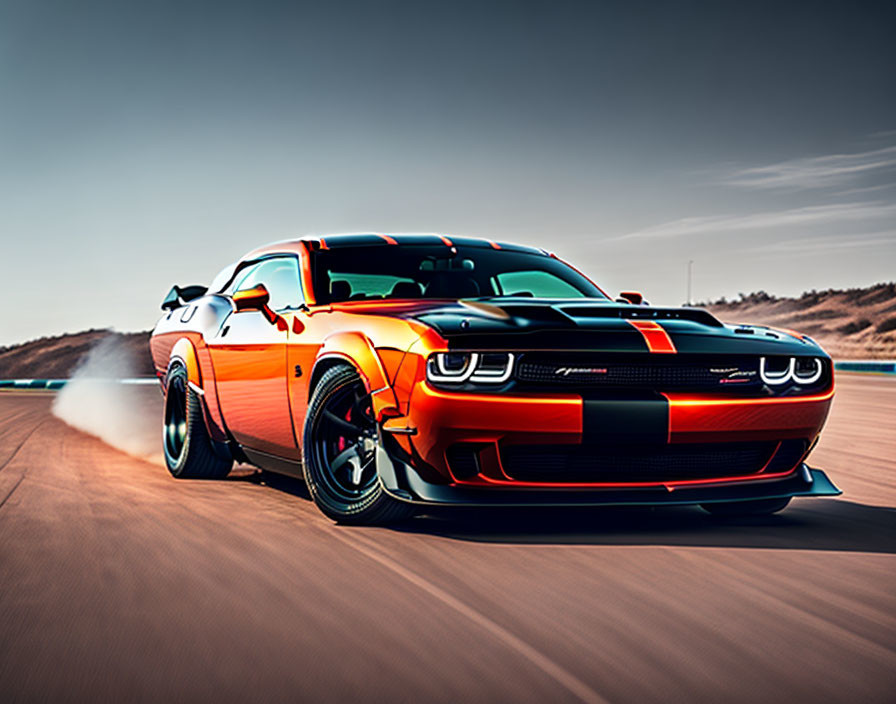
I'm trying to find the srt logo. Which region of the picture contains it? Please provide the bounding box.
[555,367,608,376]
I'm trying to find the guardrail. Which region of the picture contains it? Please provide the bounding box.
[0,378,159,390]
[833,360,896,374]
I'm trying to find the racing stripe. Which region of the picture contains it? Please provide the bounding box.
[627,320,677,353]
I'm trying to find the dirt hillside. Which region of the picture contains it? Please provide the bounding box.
[702,282,896,359]
[0,330,154,378]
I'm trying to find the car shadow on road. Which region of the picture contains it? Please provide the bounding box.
[233,468,312,499]
[235,470,896,554]
[394,500,896,554]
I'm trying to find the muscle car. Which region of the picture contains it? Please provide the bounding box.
[150,233,839,524]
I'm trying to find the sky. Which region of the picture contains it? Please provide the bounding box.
[1,0,894,346]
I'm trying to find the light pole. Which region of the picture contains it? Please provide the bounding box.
[687,260,693,306]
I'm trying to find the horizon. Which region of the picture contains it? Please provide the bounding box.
[1,1,894,346]
[3,279,894,352]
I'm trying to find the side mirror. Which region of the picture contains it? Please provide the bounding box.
[232,284,278,324]
[616,290,645,305]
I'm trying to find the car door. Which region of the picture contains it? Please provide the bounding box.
[208,256,303,459]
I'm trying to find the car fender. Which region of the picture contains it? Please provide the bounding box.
[313,332,399,420]
[168,337,202,388]
[165,336,230,444]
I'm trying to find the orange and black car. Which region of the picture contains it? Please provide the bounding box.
[150,233,838,524]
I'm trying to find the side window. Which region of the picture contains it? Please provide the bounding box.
[234,257,302,311]
[495,270,586,298]
[328,272,420,300]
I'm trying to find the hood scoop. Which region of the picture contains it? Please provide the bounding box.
[558,305,724,328]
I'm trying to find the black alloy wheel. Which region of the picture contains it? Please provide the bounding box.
[303,365,415,524]
[163,363,232,479]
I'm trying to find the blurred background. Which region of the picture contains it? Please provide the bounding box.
[1,0,894,347]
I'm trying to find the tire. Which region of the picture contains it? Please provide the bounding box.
[163,363,233,479]
[303,365,415,525]
[700,497,791,516]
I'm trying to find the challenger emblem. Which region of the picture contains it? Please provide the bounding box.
[709,368,756,377]
[709,367,756,384]
[555,367,608,376]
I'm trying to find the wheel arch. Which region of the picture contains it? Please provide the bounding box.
[310,332,399,420]
[167,337,202,389]
[165,336,232,445]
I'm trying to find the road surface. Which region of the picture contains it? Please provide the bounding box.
[1,374,894,702]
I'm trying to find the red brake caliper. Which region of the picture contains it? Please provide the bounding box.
[337,406,352,452]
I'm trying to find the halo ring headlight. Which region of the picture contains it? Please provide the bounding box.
[759,357,824,387]
[427,352,515,385]
[793,357,823,385]
[428,352,477,383]
[759,357,795,386]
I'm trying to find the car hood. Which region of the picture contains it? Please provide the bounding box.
[337,297,826,356]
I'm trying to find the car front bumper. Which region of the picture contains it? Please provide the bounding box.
[386,381,834,489]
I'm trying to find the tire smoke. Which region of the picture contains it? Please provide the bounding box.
[51,336,163,464]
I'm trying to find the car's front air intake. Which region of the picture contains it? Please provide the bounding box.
[498,440,806,484]
[515,353,763,392]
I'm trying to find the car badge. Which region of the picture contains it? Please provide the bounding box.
[555,367,608,376]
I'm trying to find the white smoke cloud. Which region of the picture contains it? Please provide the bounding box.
[52,336,163,464]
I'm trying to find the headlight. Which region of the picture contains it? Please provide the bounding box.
[760,357,825,387]
[426,352,515,384]
[759,357,794,385]
[793,357,823,384]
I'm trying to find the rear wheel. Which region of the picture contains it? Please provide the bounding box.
[700,497,791,516]
[303,365,415,525]
[163,364,232,479]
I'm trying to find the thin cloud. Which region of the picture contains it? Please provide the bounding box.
[759,231,896,253]
[722,145,896,189]
[616,202,896,240]
[832,182,896,197]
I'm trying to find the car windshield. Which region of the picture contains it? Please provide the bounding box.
[312,245,605,303]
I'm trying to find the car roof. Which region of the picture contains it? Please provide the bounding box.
[242,233,548,261]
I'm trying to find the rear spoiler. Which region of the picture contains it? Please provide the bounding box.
[161,285,208,311]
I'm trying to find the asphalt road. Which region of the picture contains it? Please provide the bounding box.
[1,375,894,703]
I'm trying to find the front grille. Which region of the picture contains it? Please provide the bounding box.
[500,441,793,483]
[515,353,761,392]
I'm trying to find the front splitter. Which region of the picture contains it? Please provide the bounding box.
[375,446,840,507]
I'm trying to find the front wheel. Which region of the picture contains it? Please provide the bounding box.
[700,497,791,516]
[163,363,232,479]
[303,365,415,525]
